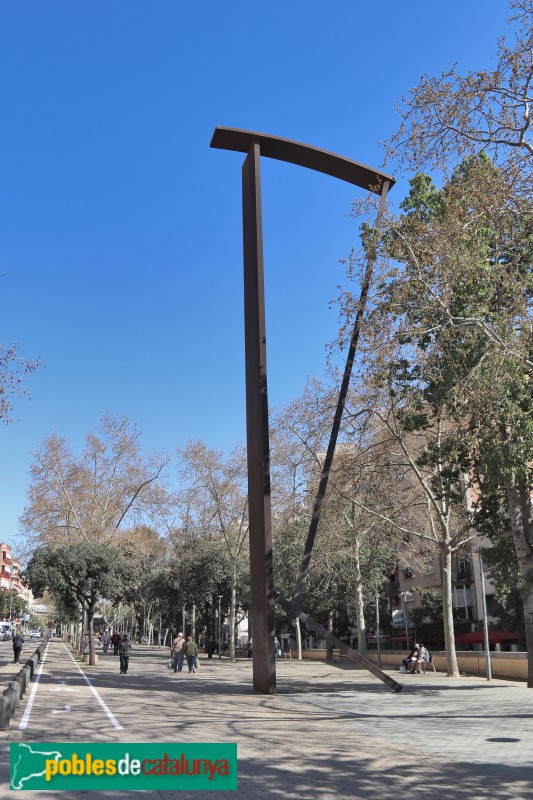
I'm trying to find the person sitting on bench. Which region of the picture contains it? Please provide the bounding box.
[402,645,420,673]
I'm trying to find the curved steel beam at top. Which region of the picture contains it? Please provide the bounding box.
[210,127,395,194]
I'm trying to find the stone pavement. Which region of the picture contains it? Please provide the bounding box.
[0,640,532,799]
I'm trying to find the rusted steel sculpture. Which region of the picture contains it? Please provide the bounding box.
[211,127,401,694]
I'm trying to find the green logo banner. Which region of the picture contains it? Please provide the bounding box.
[10,742,237,791]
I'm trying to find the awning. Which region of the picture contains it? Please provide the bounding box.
[454,630,518,645]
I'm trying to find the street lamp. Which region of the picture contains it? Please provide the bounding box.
[217,595,223,660]
[182,605,186,637]
[400,591,414,651]
[479,554,492,681]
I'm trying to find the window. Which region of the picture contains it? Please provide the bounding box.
[452,586,472,609]
[458,558,472,578]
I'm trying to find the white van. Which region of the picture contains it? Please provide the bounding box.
[0,623,13,641]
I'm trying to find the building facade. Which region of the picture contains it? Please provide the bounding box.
[0,542,33,611]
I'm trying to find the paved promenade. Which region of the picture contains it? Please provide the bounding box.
[0,640,532,799]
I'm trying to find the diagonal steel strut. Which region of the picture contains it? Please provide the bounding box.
[291,181,391,616]
[276,592,402,692]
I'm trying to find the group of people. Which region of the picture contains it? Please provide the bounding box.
[170,632,199,674]
[402,643,430,674]
[96,630,131,673]
[100,631,122,655]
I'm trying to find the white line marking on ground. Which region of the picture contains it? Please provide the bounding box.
[62,642,123,731]
[18,645,49,731]
[51,705,71,715]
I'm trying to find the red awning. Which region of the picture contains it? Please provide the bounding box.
[454,630,518,645]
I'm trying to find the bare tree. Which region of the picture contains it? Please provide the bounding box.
[272,380,410,658]
[176,440,248,661]
[386,0,533,193]
[21,412,170,550]
[0,340,40,423]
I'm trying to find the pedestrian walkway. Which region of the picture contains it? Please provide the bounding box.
[0,638,42,691]
[0,640,532,799]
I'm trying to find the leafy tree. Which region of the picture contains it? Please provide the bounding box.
[145,532,234,647]
[0,588,27,619]
[22,541,134,665]
[114,525,167,642]
[381,2,533,682]
[410,587,445,647]
[338,157,530,676]
[480,537,526,644]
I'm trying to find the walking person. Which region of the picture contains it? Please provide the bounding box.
[182,635,198,673]
[171,631,185,674]
[102,631,110,654]
[119,635,131,674]
[111,631,120,656]
[247,638,253,659]
[12,630,24,664]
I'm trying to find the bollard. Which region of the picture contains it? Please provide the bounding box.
[25,657,34,679]
[3,687,16,718]
[15,671,26,698]
[0,695,10,729]
[19,666,30,694]
[9,681,20,709]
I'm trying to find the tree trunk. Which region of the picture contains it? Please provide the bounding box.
[230,562,237,662]
[506,473,533,687]
[353,539,367,657]
[77,606,85,655]
[441,543,459,677]
[87,607,96,666]
[294,617,302,660]
[327,611,334,659]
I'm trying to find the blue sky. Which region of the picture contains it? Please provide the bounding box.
[0,1,510,547]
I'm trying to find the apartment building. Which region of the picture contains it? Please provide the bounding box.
[0,542,33,609]
[383,540,510,649]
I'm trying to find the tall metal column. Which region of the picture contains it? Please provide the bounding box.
[242,143,276,694]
